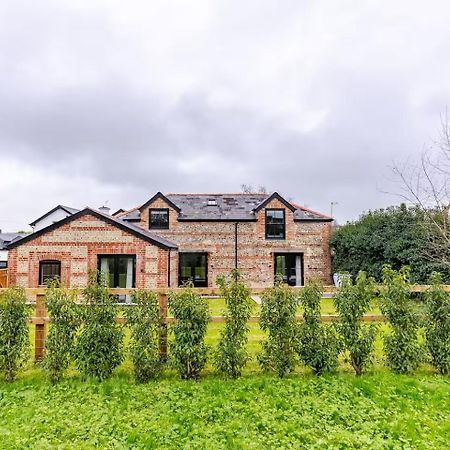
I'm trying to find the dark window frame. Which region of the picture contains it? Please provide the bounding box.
[265,208,286,240]
[274,252,304,286]
[97,254,137,288]
[149,208,169,230]
[39,260,61,285]
[178,252,208,287]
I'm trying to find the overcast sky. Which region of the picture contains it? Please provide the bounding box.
[1,0,450,231]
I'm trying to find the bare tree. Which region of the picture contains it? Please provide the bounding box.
[392,112,450,269]
[240,184,254,193]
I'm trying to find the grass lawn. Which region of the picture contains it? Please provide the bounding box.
[1,371,449,449]
[6,296,446,448]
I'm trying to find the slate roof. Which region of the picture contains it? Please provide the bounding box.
[29,205,80,227]
[0,233,27,250]
[118,193,332,222]
[8,208,178,250]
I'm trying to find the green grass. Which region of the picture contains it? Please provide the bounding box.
[8,297,445,448]
[1,371,449,449]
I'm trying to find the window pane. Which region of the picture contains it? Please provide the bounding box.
[40,261,61,284]
[266,210,285,239]
[98,256,135,288]
[274,253,303,286]
[150,209,169,229]
[179,253,207,287]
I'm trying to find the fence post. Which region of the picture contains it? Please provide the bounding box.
[158,292,168,361]
[35,293,46,363]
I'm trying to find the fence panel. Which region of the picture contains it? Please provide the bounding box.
[1,285,449,363]
[0,269,7,288]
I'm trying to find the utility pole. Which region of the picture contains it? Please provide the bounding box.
[330,201,338,218]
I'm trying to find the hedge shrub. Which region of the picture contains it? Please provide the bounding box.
[215,270,252,378]
[44,280,79,383]
[424,272,450,374]
[334,272,377,375]
[380,265,423,373]
[0,287,29,381]
[258,279,298,377]
[298,282,341,375]
[169,283,209,379]
[75,272,124,380]
[126,289,164,382]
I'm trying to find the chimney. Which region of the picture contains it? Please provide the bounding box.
[99,205,110,215]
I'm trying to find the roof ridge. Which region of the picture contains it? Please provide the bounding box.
[291,202,333,219]
[165,192,269,196]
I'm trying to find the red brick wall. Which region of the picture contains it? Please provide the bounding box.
[8,213,169,289]
[140,197,332,287]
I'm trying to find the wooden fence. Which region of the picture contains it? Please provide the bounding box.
[0,269,7,288]
[1,285,450,363]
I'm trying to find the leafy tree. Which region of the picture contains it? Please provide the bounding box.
[75,272,124,381]
[258,280,298,377]
[330,204,450,283]
[380,265,423,373]
[0,287,30,381]
[169,283,209,379]
[424,272,450,374]
[298,282,341,375]
[215,270,252,378]
[334,272,377,375]
[44,280,79,383]
[125,289,164,382]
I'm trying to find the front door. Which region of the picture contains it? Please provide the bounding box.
[179,252,208,287]
[274,253,304,286]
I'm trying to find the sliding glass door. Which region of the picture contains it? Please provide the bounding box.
[274,253,304,286]
[98,255,136,302]
[179,252,208,287]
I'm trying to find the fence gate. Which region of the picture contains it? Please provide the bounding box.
[0,269,7,288]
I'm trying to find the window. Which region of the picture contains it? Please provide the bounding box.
[274,253,303,286]
[149,208,169,230]
[39,260,61,285]
[98,255,136,288]
[179,253,208,287]
[265,209,285,239]
[0,261,7,269]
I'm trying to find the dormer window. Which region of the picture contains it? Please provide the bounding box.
[207,199,217,206]
[149,208,169,230]
[265,209,285,239]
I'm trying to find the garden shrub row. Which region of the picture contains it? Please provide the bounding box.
[0,265,450,382]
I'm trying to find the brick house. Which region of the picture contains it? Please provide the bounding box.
[7,192,332,291]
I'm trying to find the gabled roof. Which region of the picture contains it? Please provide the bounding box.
[9,208,177,250]
[111,208,125,217]
[0,232,27,250]
[138,192,181,213]
[119,192,332,222]
[29,205,80,227]
[253,192,296,213]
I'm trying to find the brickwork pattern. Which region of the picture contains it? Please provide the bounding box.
[7,213,169,289]
[140,197,332,287]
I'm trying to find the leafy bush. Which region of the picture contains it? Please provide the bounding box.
[334,272,377,375]
[75,272,124,381]
[424,272,450,374]
[298,282,340,375]
[380,265,423,373]
[258,280,298,377]
[169,283,209,379]
[125,289,164,382]
[215,270,252,378]
[0,286,30,381]
[44,280,79,383]
[330,204,450,283]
